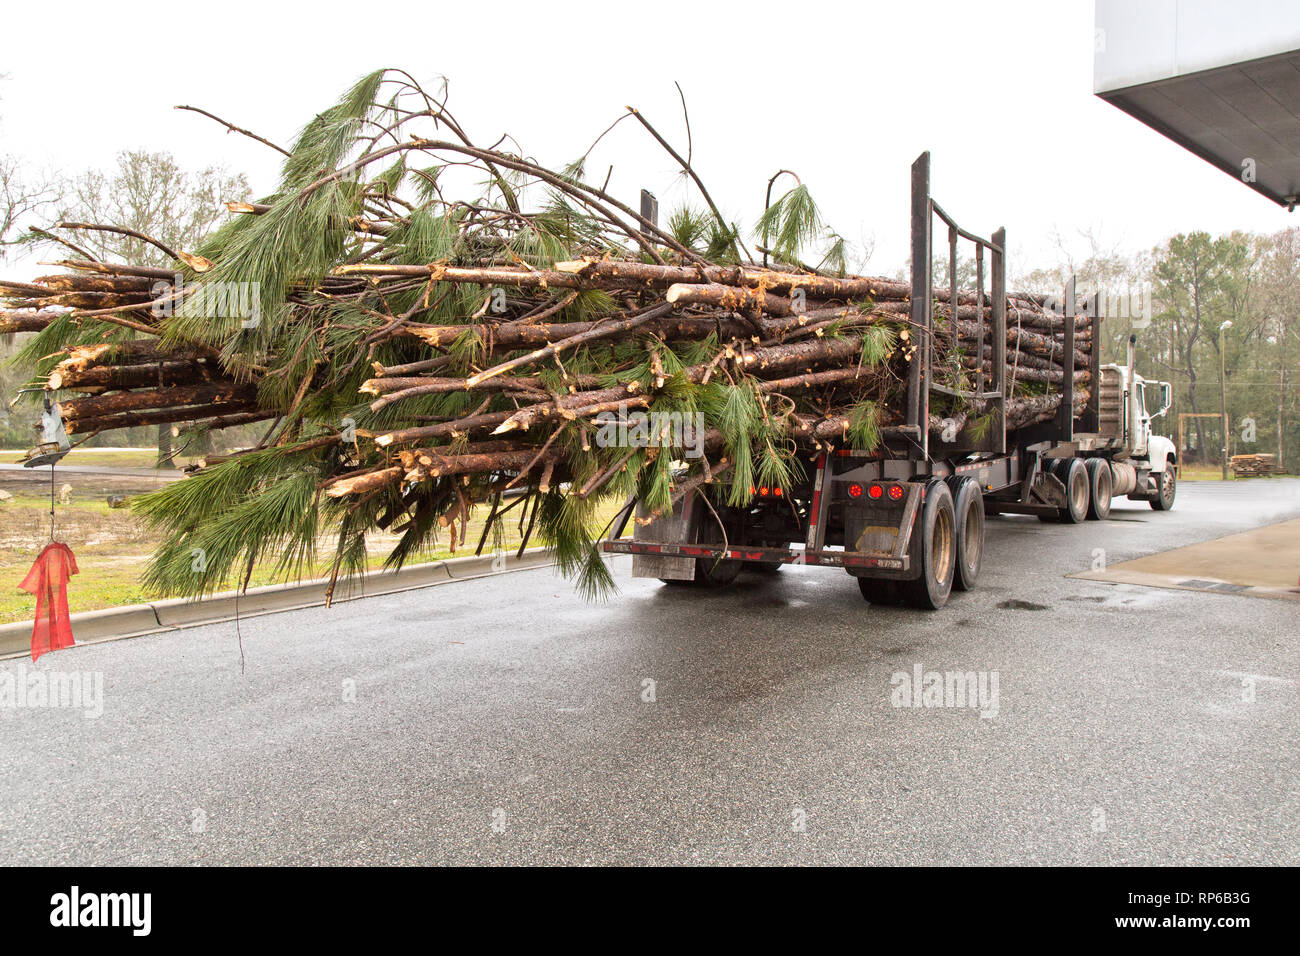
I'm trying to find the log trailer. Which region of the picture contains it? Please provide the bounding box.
[602,152,1178,609]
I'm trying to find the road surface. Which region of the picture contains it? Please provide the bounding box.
[1,480,1297,865]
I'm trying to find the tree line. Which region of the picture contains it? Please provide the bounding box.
[1016,228,1298,471]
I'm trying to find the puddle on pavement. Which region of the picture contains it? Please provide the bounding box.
[997,599,1049,611]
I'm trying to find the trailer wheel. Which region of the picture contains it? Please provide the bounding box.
[898,479,956,610]
[857,577,903,605]
[1050,458,1089,524]
[690,498,741,586]
[748,560,783,573]
[945,475,984,591]
[1084,458,1112,520]
[1149,460,1176,511]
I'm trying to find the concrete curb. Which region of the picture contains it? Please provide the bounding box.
[0,548,555,660]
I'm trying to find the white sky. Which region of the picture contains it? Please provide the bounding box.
[0,0,1292,278]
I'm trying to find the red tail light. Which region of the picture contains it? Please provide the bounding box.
[847,483,863,499]
[868,484,883,499]
[888,484,904,501]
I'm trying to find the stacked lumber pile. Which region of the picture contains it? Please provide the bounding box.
[1230,453,1283,477]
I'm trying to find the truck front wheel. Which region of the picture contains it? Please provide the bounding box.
[1150,461,1176,511]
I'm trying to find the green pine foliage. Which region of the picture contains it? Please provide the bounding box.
[9,69,909,603]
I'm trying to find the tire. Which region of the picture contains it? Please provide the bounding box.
[945,475,984,591]
[690,497,741,586]
[897,479,957,610]
[857,576,903,605]
[1054,458,1089,524]
[1084,458,1113,520]
[748,560,783,573]
[1150,460,1176,511]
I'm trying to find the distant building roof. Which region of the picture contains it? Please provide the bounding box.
[1094,0,1300,209]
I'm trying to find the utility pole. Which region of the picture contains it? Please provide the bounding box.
[1269,331,1284,469]
[1219,319,1232,480]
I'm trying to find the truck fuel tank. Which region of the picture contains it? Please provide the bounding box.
[1109,460,1138,497]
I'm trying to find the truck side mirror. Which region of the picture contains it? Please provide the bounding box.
[1152,382,1172,419]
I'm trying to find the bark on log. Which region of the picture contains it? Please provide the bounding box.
[0,310,62,334]
[54,340,219,371]
[49,259,180,281]
[61,382,256,421]
[960,358,1091,385]
[33,274,158,294]
[66,401,261,434]
[360,373,602,397]
[49,360,218,392]
[399,314,756,350]
[556,258,915,301]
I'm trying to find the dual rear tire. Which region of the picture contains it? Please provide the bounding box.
[860,478,969,610]
[1084,458,1112,520]
[946,475,984,591]
[1039,457,1090,523]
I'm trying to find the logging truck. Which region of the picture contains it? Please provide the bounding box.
[602,152,1177,609]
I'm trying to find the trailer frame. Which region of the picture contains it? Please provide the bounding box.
[602,151,1125,606]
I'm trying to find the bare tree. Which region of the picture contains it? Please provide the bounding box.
[0,156,59,258]
[59,150,248,268]
[0,72,59,258]
[54,151,249,462]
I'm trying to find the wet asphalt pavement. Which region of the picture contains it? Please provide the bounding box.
[1,479,1297,865]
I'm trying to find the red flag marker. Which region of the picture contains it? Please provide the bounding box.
[20,542,78,662]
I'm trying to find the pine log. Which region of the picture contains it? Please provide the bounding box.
[556,258,915,300]
[0,310,62,334]
[34,274,158,294]
[49,360,218,392]
[665,282,796,317]
[399,314,756,350]
[61,382,256,421]
[49,259,180,281]
[66,401,261,434]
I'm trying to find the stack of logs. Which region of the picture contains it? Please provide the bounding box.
[1,254,1092,492]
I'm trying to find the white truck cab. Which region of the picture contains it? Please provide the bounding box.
[1090,334,1178,510]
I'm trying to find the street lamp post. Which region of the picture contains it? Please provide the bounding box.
[1219,320,1233,481]
[1267,334,1282,467]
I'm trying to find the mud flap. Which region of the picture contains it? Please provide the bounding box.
[631,490,696,581]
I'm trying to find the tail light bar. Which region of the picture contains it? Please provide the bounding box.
[846,481,906,502]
